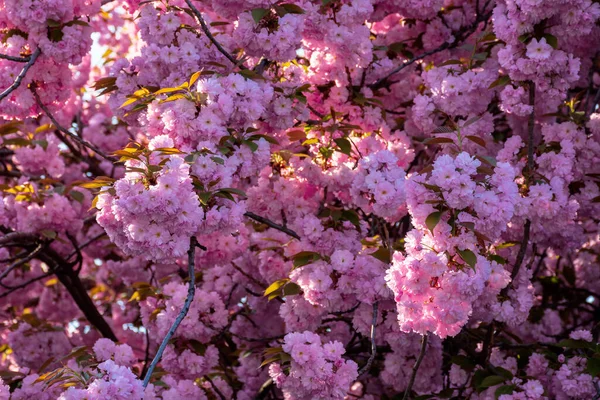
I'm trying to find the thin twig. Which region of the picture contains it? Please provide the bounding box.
[0,48,41,103]
[0,53,31,63]
[31,88,115,162]
[140,328,151,379]
[142,236,200,387]
[526,81,536,179]
[0,243,43,283]
[0,272,51,298]
[371,11,492,90]
[501,81,535,295]
[358,302,379,376]
[244,211,301,240]
[184,0,246,69]
[204,375,226,400]
[66,232,107,261]
[403,334,429,400]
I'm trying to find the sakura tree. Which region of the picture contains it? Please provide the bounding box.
[0,0,599,398]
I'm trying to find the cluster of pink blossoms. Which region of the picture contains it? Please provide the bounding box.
[386,152,519,337]
[268,331,358,400]
[140,281,228,343]
[349,149,407,219]
[96,138,204,261]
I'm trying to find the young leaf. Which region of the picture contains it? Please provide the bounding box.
[264,279,290,297]
[251,8,269,23]
[333,137,352,155]
[425,211,442,233]
[424,137,455,145]
[457,248,477,270]
[292,251,321,268]
[488,76,511,89]
[479,375,505,388]
[465,135,486,147]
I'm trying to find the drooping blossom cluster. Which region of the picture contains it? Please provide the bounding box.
[96,137,204,261]
[268,331,358,400]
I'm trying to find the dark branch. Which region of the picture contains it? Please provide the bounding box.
[32,88,115,162]
[501,81,535,295]
[244,212,301,240]
[402,334,429,400]
[358,302,379,376]
[0,243,44,283]
[0,272,51,298]
[0,53,31,63]
[184,0,246,69]
[370,10,492,90]
[143,236,201,387]
[0,48,41,103]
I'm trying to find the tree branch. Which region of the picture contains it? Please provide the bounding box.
[370,10,492,90]
[0,243,43,283]
[0,229,118,340]
[358,302,379,376]
[0,53,31,63]
[0,48,41,103]
[244,211,301,240]
[31,88,115,162]
[0,272,51,298]
[184,0,246,69]
[403,334,428,400]
[501,81,535,295]
[142,236,200,387]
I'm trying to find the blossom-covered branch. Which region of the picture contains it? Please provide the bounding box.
[0,48,40,102]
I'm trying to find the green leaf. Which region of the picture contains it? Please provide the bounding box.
[488,75,511,89]
[496,241,519,249]
[219,188,247,198]
[247,134,279,145]
[280,3,305,13]
[586,357,600,377]
[282,282,301,296]
[425,211,442,233]
[543,33,558,49]
[46,19,62,28]
[518,33,531,43]
[198,191,212,206]
[70,190,84,203]
[472,52,488,61]
[370,246,391,264]
[489,254,506,265]
[556,339,594,349]
[451,355,476,372]
[341,209,360,229]
[210,156,224,165]
[32,139,48,150]
[494,367,513,380]
[495,385,515,399]
[292,251,321,269]
[479,375,505,388]
[457,248,477,270]
[264,279,289,297]
[333,137,352,155]
[41,230,57,239]
[438,59,463,67]
[242,139,259,152]
[251,8,269,23]
[3,138,30,147]
[302,138,319,146]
